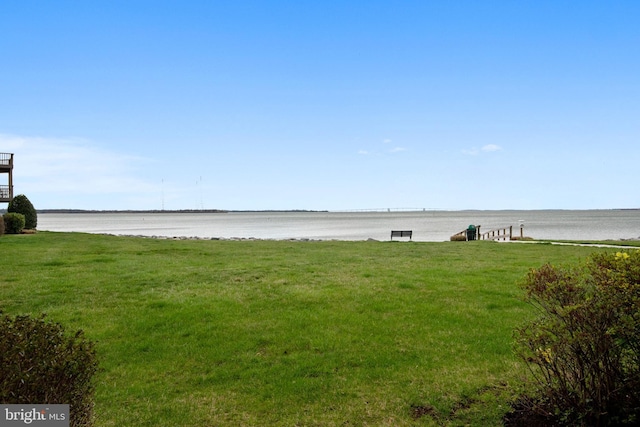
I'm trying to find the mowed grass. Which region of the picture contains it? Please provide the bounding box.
[0,232,615,426]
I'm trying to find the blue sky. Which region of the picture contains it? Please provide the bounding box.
[1,1,638,210]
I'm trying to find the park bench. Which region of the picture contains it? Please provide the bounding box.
[391,230,412,240]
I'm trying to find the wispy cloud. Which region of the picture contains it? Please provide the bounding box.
[359,139,407,156]
[481,144,502,152]
[462,144,503,156]
[389,147,407,153]
[0,134,158,200]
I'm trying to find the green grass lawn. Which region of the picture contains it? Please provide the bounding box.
[0,232,620,426]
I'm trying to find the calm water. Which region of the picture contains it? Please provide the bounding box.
[37,210,640,242]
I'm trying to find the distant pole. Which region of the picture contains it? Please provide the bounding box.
[199,176,203,210]
[161,179,165,211]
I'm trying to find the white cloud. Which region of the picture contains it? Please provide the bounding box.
[0,134,158,206]
[383,139,392,144]
[389,147,407,153]
[462,144,502,156]
[481,144,502,152]
[358,150,370,155]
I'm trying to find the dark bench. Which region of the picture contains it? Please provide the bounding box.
[391,230,412,240]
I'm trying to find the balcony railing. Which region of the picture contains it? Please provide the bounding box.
[0,153,13,164]
[0,185,11,202]
[0,153,13,171]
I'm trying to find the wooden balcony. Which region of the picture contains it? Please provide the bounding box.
[0,153,13,172]
[0,153,13,202]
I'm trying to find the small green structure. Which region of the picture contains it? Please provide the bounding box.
[466,224,477,241]
[0,153,14,203]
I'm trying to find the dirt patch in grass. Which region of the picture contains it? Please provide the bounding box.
[410,403,439,420]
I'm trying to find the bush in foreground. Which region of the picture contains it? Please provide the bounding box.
[0,312,98,427]
[508,251,640,426]
[8,194,37,229]
[3,212,25,234]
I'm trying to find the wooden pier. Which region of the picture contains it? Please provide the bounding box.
[0,153,14,203]
[481,226,512,241]
[451,224,525,241]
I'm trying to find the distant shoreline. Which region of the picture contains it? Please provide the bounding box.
[37,209,329,214]
[35,208,638,214]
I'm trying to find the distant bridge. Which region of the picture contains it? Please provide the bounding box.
[331,207,444,213]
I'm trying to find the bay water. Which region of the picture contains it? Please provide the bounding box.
[37,210,640,242]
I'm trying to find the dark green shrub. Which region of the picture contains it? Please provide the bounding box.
[511,251,640,426]
[3,212,25,234]
[8,194,37,229]
[0,213,4,235]
[0,312,98,427]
